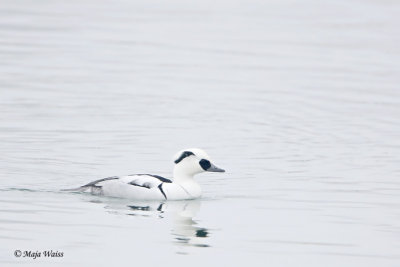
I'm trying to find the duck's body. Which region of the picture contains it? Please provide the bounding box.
[79,173,202,200]
[70,148,224,200]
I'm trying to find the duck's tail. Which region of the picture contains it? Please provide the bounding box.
[60,186,90,192]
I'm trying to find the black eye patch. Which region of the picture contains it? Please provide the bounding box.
[199,159,211,170]
[174,151,195,164]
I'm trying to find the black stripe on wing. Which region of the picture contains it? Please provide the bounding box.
[82,176,119,188]
[128,181,152,189]
[158,184,167,200]
[131,174,172,183]
[127,174,170,200]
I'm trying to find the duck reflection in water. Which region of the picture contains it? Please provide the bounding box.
[99,199,210,249]
[129,200,210,248]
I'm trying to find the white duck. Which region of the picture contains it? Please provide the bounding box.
[71,148,225,200]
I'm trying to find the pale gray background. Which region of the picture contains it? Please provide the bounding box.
[1,0,400,266]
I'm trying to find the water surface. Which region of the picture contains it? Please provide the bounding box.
[1,0,400,266]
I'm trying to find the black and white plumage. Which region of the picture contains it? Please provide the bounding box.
[68,148,225,200]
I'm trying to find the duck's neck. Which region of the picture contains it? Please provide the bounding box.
[173,167,195,184]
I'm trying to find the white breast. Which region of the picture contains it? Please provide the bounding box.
[163,181,202,200]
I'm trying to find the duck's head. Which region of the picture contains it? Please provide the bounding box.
[173,148,225,177]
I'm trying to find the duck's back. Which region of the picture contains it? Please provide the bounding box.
[78,174,169,200]
[77,174,199,200]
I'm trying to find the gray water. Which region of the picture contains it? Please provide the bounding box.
[1,0,400,266]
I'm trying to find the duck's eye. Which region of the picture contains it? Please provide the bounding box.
[199,159,211,170]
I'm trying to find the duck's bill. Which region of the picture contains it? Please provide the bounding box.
[207,164,225,172]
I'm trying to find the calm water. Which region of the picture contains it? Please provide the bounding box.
[1,0,400,266]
